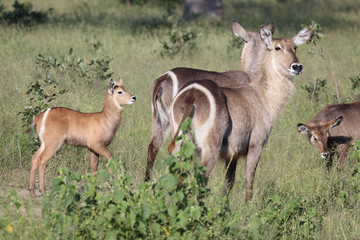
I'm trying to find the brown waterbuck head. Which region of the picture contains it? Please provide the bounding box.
[232,21,275,78]
[259,25,311,78]
[107,78,136,108]
[297,116,343,158]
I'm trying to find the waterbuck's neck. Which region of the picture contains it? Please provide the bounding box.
[241,34,267,80]
[102,94,123,125]
[251,55,295,123]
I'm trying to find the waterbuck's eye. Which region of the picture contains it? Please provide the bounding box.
[313,136,318,141]
[294,46,297,51]
[117,90,124,95]
[275,46,281,51]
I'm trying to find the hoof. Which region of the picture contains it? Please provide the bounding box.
[38,189,46,197]
[29,188,36,197]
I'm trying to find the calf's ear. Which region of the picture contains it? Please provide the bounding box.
[297,124,309,134]
[330,116,343,128]
[108,79,116,95]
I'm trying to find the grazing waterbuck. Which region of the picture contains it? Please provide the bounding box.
[25,78,136,196]
[145,21,275,181]
[297,101,360,168]
[168,25,311,202]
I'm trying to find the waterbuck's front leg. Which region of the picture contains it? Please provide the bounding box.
[90,150,100,176]
[89,144,113,162]
[245,144,264,202]
[336,144,349,169]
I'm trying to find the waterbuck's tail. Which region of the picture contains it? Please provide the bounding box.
[167,97,195,154]
[25,114,40,133]
[152,86,164,124]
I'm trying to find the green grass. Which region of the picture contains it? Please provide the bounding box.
[1,0,360,238]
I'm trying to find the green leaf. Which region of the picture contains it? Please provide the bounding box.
[250,216,262,240]
[85,185,96,198]
[180,117,192,132]
[151,223,162,234]
[98,169,111,181]
[190,207,201,220]
[137,221,146,235]
[128,211,136,228]
[168,205,177,218]
[166,174,179,192]
[72,172,81,181]
[52,177,63,191]
[142,202,152,221]
[180,140,195,158]
[64,194,73,208]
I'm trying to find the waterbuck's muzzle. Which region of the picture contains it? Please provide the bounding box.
[321,152,329,159]
[289,63,303,76]
[129,96,136,104]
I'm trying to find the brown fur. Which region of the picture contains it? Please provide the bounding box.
[169,26,311,202]
[145,21,275,181]
[297,101,360,168]
[25,78,136,196]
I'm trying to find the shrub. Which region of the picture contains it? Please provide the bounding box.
[252,195,323,239]
[301,78,328,103]
[158,2,199,58]
[0,0,51,26]
[42,118,233,239]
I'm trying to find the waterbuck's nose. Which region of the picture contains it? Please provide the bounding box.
[131,96,136,101]
[321,152,328,159]
[291,63,303,74]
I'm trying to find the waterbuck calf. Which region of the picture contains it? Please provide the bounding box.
[297,101,360,168]
[168,25,311,202]
[145,21,275,181]
[25,78,136,196]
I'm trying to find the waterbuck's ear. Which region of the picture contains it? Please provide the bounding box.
[108,79,116,95]
[265,22,275,35]
[330,116,343,128]
[297,124,310,134]
[293,27,311,46]
[116,77,123,86]
[260,25,272,49]
[231,20,250,43]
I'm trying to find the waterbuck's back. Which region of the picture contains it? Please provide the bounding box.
[153,67,250,111]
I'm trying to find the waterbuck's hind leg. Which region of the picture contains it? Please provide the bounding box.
[224,156,239,192]
[145,114,170,181]
[37,141,62,196]
[90,150,100,176]
[29,146,44,196]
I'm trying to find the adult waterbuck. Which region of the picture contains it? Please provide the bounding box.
[25,78,136,196]
[145,21,275,181]
[168,25,311,202]
[297,101,360,168]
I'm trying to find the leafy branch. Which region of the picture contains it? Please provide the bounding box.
[304,20,340,100]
